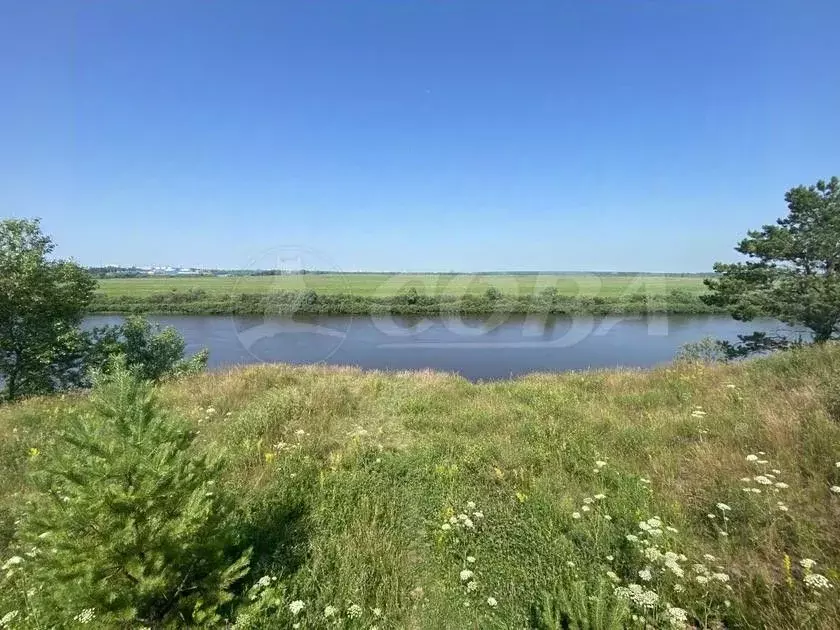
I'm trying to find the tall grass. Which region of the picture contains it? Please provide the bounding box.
[1,345,839,627]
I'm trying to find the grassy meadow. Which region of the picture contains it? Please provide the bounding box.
[2,344,840,628]
[91,273,717,316]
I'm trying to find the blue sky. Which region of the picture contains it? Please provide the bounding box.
[1,1,838,272]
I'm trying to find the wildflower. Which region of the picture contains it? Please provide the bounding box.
[754,475,772,485]
[462,517,475,529]
[567,561,576,568]
[634,589,659,608]
[774,482,789,489]
[581,505,591,512]
[603,514,613,521]
[256,575,272,588]
[666,526,679,533]
[640,478,651,484]
[757,459,769,464]
[466,556,476,564]
[749,488,761,494]
[295,429,305,436]
[691,410,707,418]
[666,606,688,627]
[639,521,651,531]
[707,513,716,519]
[800,558,817,570]
[595,460,607,468]
[777,503,789,512]
[606,555,614,561]
[644,547,662,562]
[324,605,337,618]
[712,572,730,583]
[836,462,840,468]
[716,503,731,511]
[804,573,832,590]
[466,501,476,509]
[703,554,717,562]
[594,493,606,500]
[441,523,451,531]
[638,568,652,582]
[486,596,498,607]
[460,569,474,582]
[626,534,639,543]
[673,584,685,593]
[647,517,662,528]
[289,601,305,616]
[665,559,684,578]
[583,497,595,504]
[572,512,581,519]
[472,511,484,519]
[614,586,632,600]
[466,580,478,592]
[74,609,96,624]
[205,407,216,415]
[606,571,620,582]
[1,611,20,626]
[372,607,382,617]
[696,575,709,585]
[0,556,23,571]
[830,486,840,494]
[746,454,758,462]
[739,477,752,483]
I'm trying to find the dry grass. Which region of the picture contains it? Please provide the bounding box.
[1,345,840,627]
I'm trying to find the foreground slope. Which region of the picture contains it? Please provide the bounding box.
[2,345,840,628]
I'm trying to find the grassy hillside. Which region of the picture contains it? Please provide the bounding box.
[91,273,717,315]
[2,345,840,628]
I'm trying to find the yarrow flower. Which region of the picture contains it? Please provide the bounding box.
[486,596,498,607]
[289,601,305,616]
[594,493,606,500]
[0,556,23,571]
[830,486,840,494]
[804,573,832,590]
[638,568,652,582]
[666,606,688,627]
[347,604,362,619]
[460,569,474,582]
[753,475,772,485]
[1,611,20,626]
[716,503,731,511]
[466,580,478,592]
[572,512,581,519]
[595,460,607,468]
[74,609,96,624]
[746,454,759,462]
[324,605,337,618]
[800,558,817,570]
[467,556,476,563]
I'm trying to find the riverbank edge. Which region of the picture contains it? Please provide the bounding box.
[89,291,726,316]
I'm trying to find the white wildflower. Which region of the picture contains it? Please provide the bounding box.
[466,556,476,563]
[595,460,607,468]
[774,482,789,489]
[373,607,382,617]
[466,580,478,592]
[289,601,305,616]
[716,503,731,511]
[581,505,591,512]
[566,561,576,568]
[804,573,832,590]
[673,583,685,593]
[703,554,717,562]
[830,486,840,494]
[486,596,497,607]
[459,569,474,582]
[583,497,595,504]
[666,526,679,533]
[746,454,758,462]
[712,572,730,583]
[466,501,476,509]
[594,493,606,500]
[666,606,688,627]
[441,523,451,531]
[638,568,652,582]
[0,557,23,571]
[696,575,709,585]
[1,611,20,627]
[800,558,817,570]
[256,575,272,588]
[606,571,620,582]
[572,512,581,519]
[323,605,337,618]
[626,534,639,543]
[753,475,772,485]
[74,609,96,624]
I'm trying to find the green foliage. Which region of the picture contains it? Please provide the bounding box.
[2,367,250,627]
[705,176,840,342]
[675,336,729,363]
[529,576,630,630]
[86,316,209,382]
[0,219,96,401]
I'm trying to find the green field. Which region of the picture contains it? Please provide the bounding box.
[2,344,840,627]
[96,273,711,299]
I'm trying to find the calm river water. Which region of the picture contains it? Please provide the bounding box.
[83,314,797,380]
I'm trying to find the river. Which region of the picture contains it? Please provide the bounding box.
[83,314,796,381]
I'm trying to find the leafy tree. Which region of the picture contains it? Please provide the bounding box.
[704,177,840,343]
[4,366,250,627]
[86,316,209,382]
[0,219,96,401]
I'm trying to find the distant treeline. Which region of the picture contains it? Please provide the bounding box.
[90,288,724,316]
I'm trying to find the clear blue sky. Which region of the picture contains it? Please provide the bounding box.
[1,1,838,272]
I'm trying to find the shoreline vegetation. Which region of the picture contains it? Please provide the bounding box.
[2,344,839,627]
[90,274,725,316]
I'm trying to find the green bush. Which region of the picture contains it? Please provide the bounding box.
[1,367,250,628]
